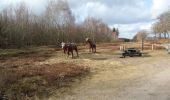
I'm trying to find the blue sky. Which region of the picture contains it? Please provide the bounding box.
[0,0,170,39]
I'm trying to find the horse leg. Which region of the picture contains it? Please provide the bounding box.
[67,51,70,57]
[75,48,79,57]
[91,47,93,53]
[71,50,74,58]
[94,47,96,53]
[89,47,91,52]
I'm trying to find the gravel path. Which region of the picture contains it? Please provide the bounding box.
[49,50,170,100]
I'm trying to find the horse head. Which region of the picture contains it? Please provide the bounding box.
[85,38,90,43]
[61,42,66,49]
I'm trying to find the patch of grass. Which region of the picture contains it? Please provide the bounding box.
[0,49,37,58]
[141,53,152,57]
[0,63,89,99]
[0,46,56,58]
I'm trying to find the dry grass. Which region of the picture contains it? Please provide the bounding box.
[0,43,163,99]
[0,63,89,99]
[0,47,89,100]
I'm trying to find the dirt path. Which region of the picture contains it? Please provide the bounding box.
[117,66,170,100]
[48,50,170,100]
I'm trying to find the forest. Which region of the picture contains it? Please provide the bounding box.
[0,0,115,49]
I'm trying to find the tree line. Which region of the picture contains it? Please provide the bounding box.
[0,0,115,49]
[152,9,170,39]
[133,8,170,42]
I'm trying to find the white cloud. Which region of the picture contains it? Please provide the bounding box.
[0,0,46,13]
[152,0,170,19]
[113,22,153,39]
[69,0,152,24]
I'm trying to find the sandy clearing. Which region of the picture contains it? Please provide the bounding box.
[115,62,170,100]
[46,51,169,100]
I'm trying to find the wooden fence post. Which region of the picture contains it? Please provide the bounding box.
[152,44,154,51]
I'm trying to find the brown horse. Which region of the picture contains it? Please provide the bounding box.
[61,42,79,58]
[85,38,96,53]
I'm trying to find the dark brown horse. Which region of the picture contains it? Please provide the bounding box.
[85,38,96,53]
[61,42,79,58]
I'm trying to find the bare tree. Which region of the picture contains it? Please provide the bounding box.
[134,30,148,50]
[82,17,112,42]
[152,9,170,39]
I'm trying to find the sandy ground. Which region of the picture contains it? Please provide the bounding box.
[46,50,170,100]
